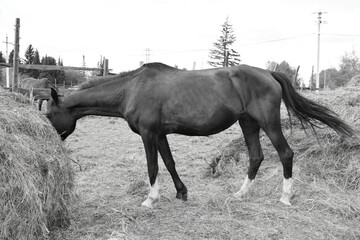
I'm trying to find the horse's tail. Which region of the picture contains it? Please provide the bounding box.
[270,71,355,138]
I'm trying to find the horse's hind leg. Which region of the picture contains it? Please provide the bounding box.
[262,113,294,206]
[158,134,187,201]
[234,114,264,199]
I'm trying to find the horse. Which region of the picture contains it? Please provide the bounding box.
[46,62,355,208]
[21,77,56,111]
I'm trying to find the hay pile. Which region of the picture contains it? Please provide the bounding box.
[210,88,360,239]
[0,88,74,240]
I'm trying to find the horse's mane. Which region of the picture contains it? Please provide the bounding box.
[79,68,141,90]
[79,62,178,90]
[79,75,120,90]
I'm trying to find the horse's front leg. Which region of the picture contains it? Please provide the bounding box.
[38,99,43,111]
[158,134,187,201]
[140,130,160,208]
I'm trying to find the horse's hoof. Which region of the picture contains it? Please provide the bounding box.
[176,191,187,201]
[280,196,292,206]
[233,189,247,200]
[141,197,159,208]
[233,192,243,200]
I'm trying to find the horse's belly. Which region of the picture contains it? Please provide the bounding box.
[163,107,240,136]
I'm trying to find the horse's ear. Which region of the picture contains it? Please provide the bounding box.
[51,87,59,105]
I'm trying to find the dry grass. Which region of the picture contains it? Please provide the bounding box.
[43,88,360,240]
[0,88,74,240]
[210,88,360,239]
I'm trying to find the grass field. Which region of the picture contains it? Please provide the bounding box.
[49,89,359,240]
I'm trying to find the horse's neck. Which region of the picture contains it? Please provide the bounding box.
[65,82,128,119]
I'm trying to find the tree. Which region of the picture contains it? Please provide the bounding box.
[39,55,57,82]
[0,51,5,63]
[24,44,35,64]
[0,51,6,86]
[8,50,15,66]
[319,68,341,90]
[337,50,360,86]
[208,17,241,67]
[21,45,41,78]
[64,70,87,86]
[56,57,66,85]
[34,50,41,65]
[29,49,41,78]
[266,60,301,87]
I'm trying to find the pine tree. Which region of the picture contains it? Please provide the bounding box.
[28,49,41,78]
[56,57,66,85]
[24,45,35,64]
[0,51,5,63]
[40,55,57,81]
[0,52,5,86]
[8,50,14,65]
[34,50,40,65]
[21,44,36,76]
[208,17,241,67]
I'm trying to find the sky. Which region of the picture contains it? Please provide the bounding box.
[1,0,360,85]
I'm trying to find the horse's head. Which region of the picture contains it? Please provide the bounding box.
[45,79,57,90]
[46,88,76,141]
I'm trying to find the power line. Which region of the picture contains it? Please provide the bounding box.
[145,48,151,63]
[323,33,360,37]
[110,34,317,59]
[150,34,315,55]
[235,34,315,47]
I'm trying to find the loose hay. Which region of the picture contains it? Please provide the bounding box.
[0,88,74,240]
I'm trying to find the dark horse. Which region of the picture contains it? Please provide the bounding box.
[21,77,56,111]
[46,63,354,208]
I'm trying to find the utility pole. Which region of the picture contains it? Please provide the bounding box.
[81,55,86,77]
[13,18,20,91]
[3,34,13,88]
[315,11,326,93]
[311,66,314,90]
[145,48,151,63]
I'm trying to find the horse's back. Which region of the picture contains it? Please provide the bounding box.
[127,66,274,135]
[21,78,49,89]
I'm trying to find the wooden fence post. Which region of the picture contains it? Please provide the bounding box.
[12,18,20,91]
[103,59,109,76]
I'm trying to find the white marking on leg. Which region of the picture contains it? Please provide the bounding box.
[234,175,254,199]
[141,179,160,208]
[280,177,293,206]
